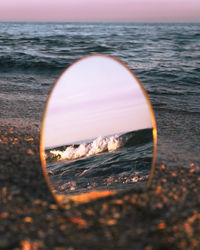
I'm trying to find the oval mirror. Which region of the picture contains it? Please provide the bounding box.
[40,55,157,208]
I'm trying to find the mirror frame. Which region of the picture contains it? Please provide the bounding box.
[40,54,157,209]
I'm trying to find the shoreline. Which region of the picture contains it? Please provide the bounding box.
[0,124,200,249]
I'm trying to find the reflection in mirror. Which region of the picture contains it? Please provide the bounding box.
[40,55,157,207]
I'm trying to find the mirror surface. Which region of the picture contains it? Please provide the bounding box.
[40,55,156,207]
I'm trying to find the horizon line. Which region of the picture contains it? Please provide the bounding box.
[0,20,199,24]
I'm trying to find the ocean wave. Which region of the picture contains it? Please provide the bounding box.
[46,128,153,194]
[47,128,153,162]
[0,53,70,73]
[50,135,123,161]
[154,107,200,115]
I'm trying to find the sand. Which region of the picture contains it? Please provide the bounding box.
[0,124,200,249]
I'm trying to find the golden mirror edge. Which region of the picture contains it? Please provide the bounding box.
[40,54,157,210]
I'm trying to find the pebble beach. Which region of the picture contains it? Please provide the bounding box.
[0,124,200,249]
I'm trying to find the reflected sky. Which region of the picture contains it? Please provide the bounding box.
[44,56,152,148]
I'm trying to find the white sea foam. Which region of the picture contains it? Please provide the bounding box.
[50,135,122,161]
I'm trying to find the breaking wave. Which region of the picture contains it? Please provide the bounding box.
[50,135,123,161]
[46,128,153,162]
[45,128,153,194]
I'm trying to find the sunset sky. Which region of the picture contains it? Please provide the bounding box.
[0,0,199,22]
[43,55,152,148]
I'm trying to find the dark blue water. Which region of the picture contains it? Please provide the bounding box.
[0,22,199,169]
[46,129,153,194]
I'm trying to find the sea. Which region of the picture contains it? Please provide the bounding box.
[46,129,153,194]
[0,22,199,194]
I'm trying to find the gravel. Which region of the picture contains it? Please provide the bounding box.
[0,124,200,249]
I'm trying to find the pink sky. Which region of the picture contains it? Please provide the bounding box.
[43,55,152,148]
[0,0,199,22]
